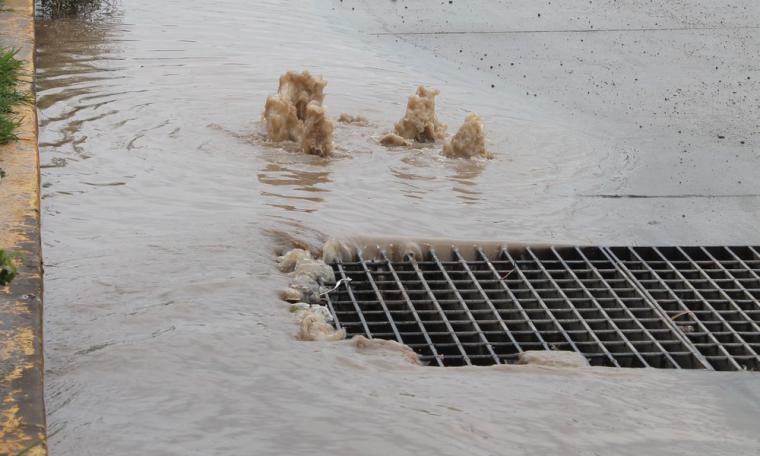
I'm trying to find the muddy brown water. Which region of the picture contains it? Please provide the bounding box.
[36,0,760,454]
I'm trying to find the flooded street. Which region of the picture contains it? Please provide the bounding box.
[35,0,760,454]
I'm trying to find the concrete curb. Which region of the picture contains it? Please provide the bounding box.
[0,0,47,454]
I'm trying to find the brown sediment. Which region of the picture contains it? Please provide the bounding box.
[442,113,493,159]
[295,307,346,342]
[314,236,570,263]
[337,113,368,126]
[288,275,320,304]
[274,70,326,121]
[517,351,590,368]
[279,249,343,341]
[277,248,312,273]
[262,71,334,156]
[388,85,447,144]
[321,239,357,264]
[379,132,412,147]
[278,247,336,305]
[351,335,420,365]
[263,94,302,142]
[301,102,334,157]
[281,287,303,303]
[322,239,419,265]
[293,256,336,284]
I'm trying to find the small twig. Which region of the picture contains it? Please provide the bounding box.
[500,269,514,280]
[670,310,693,321]
[319,277,352,297]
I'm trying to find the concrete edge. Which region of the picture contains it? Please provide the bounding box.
[0,0,47,454]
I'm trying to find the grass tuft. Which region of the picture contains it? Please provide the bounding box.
[0,47,26,145]
[0,249,17,286]
[39,0,105,17]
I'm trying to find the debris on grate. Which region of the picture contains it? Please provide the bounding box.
[291,303,345,342]
[351,335,421,365]
[277,248,313,273]
[277,247,335,304]
[320,243,760,371]
[277,247,346,342]
[517,350,589,368]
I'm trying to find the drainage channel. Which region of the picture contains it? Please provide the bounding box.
[321,245,760,371]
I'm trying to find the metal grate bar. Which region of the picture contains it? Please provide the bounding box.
[701,247,760,319]
[322,244,760,371]
[321,281,342,331]
[550,247,651,368]
[723,246,760,287]
[407,254,472,365]
[689,247,760,335]
[379,251,445,366]
[524,247,620,367]
[475,247,551,351]
[606,247,743,371]
[650,247,759,368]
[429,249,501,364]
[498,248,582,353]
[452,248,526,354]
[356,251,404,343]
[580,247,703,369]
[653,247,760,368]
[336,261,372,338]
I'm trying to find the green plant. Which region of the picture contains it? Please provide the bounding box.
[0,47,25,145]
[38,0,104,17]
[0,249,17,286]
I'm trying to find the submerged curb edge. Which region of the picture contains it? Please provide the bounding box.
[0,0,47,454]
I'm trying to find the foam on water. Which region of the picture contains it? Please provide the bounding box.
[384,85,447,144]
[263,70,334,156]
[302,101,335,157]
[442,113,492,159]
[337,113,368,126]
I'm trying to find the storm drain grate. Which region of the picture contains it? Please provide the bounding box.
[321,245,760,371]
[608,247,760,371]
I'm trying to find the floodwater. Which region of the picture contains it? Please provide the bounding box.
[35,0,760,454]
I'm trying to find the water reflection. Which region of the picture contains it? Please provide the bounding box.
[36,13,123,163]
[36,0,119,19]
[448,158,485,205]
[389,166,434,200]
[257,161,331,213]
[257,163,331,192]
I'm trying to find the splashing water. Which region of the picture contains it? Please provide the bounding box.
[442,113,492,159]
[384,85,447,144]
[262,70,334,156]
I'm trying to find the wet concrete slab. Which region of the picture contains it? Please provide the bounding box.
[0,0,46,454]
[333,0,760,244]
[33,0,760,454]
